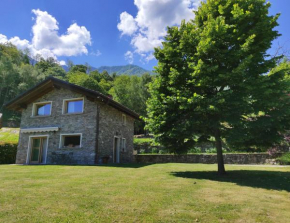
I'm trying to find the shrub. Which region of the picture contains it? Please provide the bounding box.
[277,153,290,165]
[152,148,158,154]
[139,149,146,154]
[187,148,202,154]
[0,144,17,164]
[158,150,168,154]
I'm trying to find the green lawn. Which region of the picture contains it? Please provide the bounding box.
[133,137,154,145]
[0,128,19,145]
[0,164,289,223]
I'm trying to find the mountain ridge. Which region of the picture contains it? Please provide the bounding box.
[62,64,152,76]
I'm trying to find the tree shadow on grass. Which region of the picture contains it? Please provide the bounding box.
[171,170,290,192]
[95,163,153,168]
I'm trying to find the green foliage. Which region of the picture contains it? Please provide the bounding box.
[67,71,106,94]
[0,43,43,119]
[0,144,17,164]
[35,57,59,73]
[70,64,88,73]
[109,73,153,133]
[146,0,290,168]
[109,73,153,116]
[277,153,290,165]
[43,66,66,79]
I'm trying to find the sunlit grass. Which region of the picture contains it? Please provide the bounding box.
[0,164,289,222]
[0,128,19,145]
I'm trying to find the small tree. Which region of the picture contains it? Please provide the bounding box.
[146,0,290,174]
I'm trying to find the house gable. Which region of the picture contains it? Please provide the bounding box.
[5,77,139,120]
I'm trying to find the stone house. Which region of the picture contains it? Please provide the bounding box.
[5,77,139,165]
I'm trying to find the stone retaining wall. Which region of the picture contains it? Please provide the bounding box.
[135,153,282,165]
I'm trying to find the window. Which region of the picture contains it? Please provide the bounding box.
[122,114,126,125]
[63,98,84,114]
[60,134,82,148]
[32,102,51,116]
[122,138,126,152]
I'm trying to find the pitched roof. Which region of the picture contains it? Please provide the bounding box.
[4,77,140,119]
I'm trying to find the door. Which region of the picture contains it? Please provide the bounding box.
[113,137,120,163]
[30,138,44,164]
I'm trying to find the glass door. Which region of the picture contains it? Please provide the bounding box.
[30,138,43,164]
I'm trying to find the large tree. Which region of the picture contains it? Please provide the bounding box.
[146,0,290,174]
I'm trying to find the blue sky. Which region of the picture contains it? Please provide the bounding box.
[0,0,289,71]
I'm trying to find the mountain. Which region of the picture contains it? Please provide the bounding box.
[30,56,151,76]
[95,65,151,76]
[61,64,152,76]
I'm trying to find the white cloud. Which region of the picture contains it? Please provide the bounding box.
[117,12,138,36]
[59,60,66,66]
[124,51,134,64]
[91,49,102,56]
[117,0,200,61]
[0,9,92,62]
[0,34,8,43]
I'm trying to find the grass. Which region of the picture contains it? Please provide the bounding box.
[133,137,154,145]
[0,128,19,145]
[0,164,289,222]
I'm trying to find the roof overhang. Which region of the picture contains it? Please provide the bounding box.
[20,127,59,133]
[4,77,140,120]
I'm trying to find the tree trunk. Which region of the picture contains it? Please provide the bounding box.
[214,128,226,175]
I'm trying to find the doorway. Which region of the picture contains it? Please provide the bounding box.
[29,137,48,164]
[113,137,120,163]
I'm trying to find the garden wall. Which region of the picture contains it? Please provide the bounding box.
[134,153,281,165]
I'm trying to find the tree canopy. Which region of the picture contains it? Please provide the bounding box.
[145,0,290,174]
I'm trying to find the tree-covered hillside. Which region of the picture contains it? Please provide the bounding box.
[61,64,151,76]
[96,65,151,76]
[0,43,153,133]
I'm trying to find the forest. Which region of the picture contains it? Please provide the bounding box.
[0,43,153,133]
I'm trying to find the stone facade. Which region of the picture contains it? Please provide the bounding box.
[16,87,135,165]
[135,153,281,165]
[98,103,134,163]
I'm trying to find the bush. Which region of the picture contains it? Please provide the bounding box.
[152,147,158,154]
[187,148,202,154]
[139,149,146,154]
[0,144,17,164]
[277,153,290,165]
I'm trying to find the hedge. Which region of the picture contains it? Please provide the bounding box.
[277,153,290,165]
[0,144,17,164]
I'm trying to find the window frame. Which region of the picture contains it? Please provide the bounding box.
[31,101,52,117]
[62,97,84,115]
[59,133,82,149]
